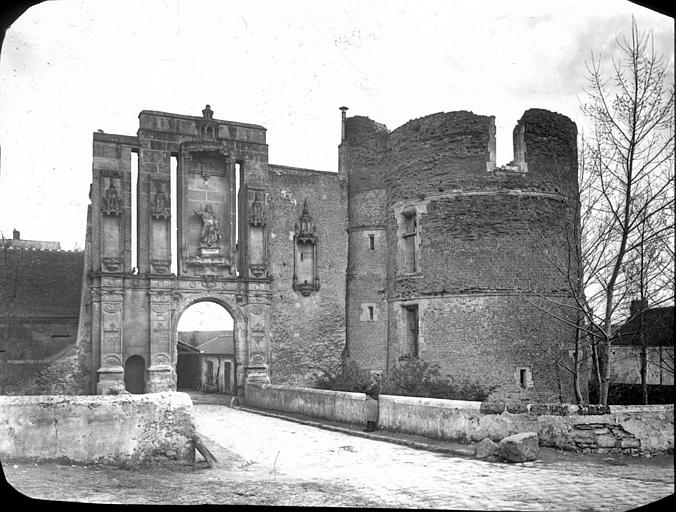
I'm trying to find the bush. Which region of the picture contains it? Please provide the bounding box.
[315,357,494,401]
[382,358,494,401]
[314,359,372,393]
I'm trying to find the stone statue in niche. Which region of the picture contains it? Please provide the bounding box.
[194,204,221,247]
[248,190,266,226]
[102,179,121,216]
[152,182,170,219]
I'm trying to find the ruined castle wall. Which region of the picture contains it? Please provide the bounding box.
[375,109,579,399]
[267,165,347,385]
[386,111,496,202]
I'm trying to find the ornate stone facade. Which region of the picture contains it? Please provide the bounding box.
[82,105,581,400]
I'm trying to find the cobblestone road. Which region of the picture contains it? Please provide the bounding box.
[4,402,673,509]
[195,404,673,511]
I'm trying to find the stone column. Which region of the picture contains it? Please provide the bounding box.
[96,288,125,394]
[146,281,175,392]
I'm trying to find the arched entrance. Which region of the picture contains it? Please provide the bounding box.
[124,355,146,394]
[176,300,236,394]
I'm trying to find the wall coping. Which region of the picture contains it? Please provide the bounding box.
[248,383,483,410]
[249,384,672,415]
[0,392,192,407]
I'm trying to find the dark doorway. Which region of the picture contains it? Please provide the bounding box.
[177,352,201,389]
[124,355,146,394]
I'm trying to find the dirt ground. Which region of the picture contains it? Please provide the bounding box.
[2,458,382,507]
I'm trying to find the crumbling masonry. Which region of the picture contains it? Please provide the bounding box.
[79,105,580,399]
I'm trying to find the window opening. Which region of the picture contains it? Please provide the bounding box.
[131,151,138,272]
[368,305,374,321]
[368,234,375,250]
[404,305,419,357]
[402,212,417,273]
[170,156,178,274]
[235,162,242,276]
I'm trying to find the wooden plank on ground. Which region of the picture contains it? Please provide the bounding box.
[194,434,218,468]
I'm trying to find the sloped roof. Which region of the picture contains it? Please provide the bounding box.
[197,333,234,355]
[177,340,201,353]
[178,330,231,348]
[613,306,674,347]
[0,247,84,318]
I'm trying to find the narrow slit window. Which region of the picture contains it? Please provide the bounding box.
[368,234,375,250]
[367,305,374,321]
[131,151,138,273]
[404,305,419,357]
[170,155,178,274]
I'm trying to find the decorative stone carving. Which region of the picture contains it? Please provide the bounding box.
[151,180,171,220]
[102,178,122,216]
[102,355,122,367]
[248,189,266,226]
[102,302,122,314]
[250,352,265,365]
[293,198,320,296]
[102,257,123,272]
[194,204,221,248]
[151,259,171,274]
[151,303,170,314]
[153,353,170,365]
[249,263,267,278]
[202,274,216,288]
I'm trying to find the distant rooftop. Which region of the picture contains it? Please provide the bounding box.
[2,229,61,251]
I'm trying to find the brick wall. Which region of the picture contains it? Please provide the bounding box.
[267,165,347,385]
[342,108,580,400]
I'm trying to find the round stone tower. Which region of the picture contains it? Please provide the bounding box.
[344,107,580,399]
[341,113,390,371]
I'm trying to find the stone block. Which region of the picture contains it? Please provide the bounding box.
[480,401,505,415]
[595,433,617,448]
[498,432,539,462]
[549,404,573,416]
[587,405,611,415]
[619,437,641,449]
[475,438,499,459]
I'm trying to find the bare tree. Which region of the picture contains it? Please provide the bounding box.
[491,19,674,406]
[580,18,674,405]
[622,183,675,403]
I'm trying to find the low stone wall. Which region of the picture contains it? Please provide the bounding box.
[245,384,674,454]
[0,392,195,465]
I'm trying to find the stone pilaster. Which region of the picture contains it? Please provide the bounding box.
[244,297,271,385]
[146,280,175,392]
[96,287,125,394]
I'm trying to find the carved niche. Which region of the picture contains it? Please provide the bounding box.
[101,174,122,216]
[247,188,268,278]
[151,179,171,220]
[292,199,320,296]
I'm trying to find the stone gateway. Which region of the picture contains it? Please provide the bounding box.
[79,105,580,399]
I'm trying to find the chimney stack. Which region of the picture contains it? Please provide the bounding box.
[340,106,349,142]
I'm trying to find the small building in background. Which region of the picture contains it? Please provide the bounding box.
[177,330,235,393]
[611,302,674,388]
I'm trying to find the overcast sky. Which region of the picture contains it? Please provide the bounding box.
[0,0,673,252]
